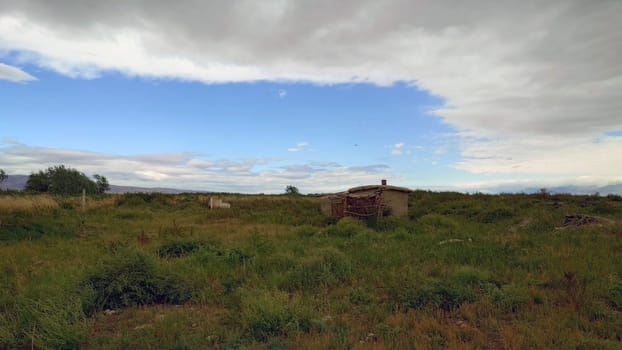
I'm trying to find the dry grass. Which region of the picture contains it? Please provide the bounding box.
[0,194,58,213]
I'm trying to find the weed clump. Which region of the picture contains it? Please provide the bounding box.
[83,250,192,314]
[239,290,314,342]
[389,267,495,312]
[609,278,622,309]
[280,248,351,291]
[491,284,530,313]
[157,239,204,258]
[295,224,318,238]
[478,207,514,223]
[349,287,373,305]
[417,214,457,234]
[325,217,368,237]
[0,216,75,241]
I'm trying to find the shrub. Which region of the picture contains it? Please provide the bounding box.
[0,217,75,241]
[83,250,192,314]
[240,290,313,342]
[417,214,457,234]
[295,225,318,238]
[606,194,622,202]
[491,284,530,314]
[17,293,85,349]
[325,217,368,238]
[280,248,351,291]
[448,266,493,288]
[349,287,373,305]
[157,240,204,258]
[389,269,485,312]
[477,207,514,223]
[609,278,622,309]
[226,247,253,266]
[374,216,414,232]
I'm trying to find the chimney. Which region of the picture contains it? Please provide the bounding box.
[381,179,387,186]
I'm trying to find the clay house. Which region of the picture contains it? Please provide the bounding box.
[320,180,411,220]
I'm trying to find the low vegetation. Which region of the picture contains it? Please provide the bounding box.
[1,190,621,349]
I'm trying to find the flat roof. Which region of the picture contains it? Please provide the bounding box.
[348,185,412,193]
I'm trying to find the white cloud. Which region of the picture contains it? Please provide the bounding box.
[0,62,36,82]
[455,134,622,177]
[0,143,394,193]
[390,142,406,155]
[1,1,621,183]
[278,89,287,98]
[287,141,309,152]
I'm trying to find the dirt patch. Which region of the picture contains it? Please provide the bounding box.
[89,304,226,336]
[563,215,599,227]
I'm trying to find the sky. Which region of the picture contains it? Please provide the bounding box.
[1,0,621,194]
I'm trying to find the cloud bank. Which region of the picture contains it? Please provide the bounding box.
[0,143,393,193]
[1,0,621,182]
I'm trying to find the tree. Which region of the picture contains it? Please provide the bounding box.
[25,165,98,195]
[93,174,110,193]
[0,169,7,186]
[285,185,300,195]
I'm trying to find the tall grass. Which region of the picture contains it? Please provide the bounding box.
[0,191,620,348]
[0,194,58,213]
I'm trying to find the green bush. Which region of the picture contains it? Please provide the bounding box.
[478,207,514,223]
[349,287,373,305]
[0,217,75,241]
[240,290,313,342]
[491,284,530,313]
[83,250,192,314]
[280,248,351,291]
[448,266,494,288]
[17,294,85,349]
[417,214,457,234]
[295,225,318,238]
[609,278,622,309]
[157,240,204,258]
[389,269,483,312]
[225,247,253,266]
[325,217,368,238]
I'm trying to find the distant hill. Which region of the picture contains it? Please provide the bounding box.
[522,184,622,195]
[2,174,621,195]
[0,174,29,191]
[0,174,200,194]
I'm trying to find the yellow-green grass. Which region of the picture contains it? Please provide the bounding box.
[1,191,621,349]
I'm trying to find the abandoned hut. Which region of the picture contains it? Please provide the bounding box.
[320,180,411,219]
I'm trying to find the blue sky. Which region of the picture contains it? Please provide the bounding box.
[1,1,621,193]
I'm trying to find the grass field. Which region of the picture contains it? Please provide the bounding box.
[1,191,621,349]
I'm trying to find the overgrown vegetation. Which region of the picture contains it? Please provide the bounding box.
[0,190,621,349]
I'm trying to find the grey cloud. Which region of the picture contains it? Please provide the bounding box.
[1,0,621,176]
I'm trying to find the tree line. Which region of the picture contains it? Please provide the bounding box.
[0,165,109,194]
